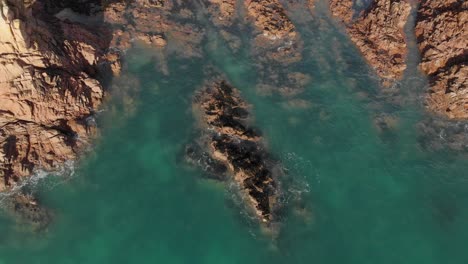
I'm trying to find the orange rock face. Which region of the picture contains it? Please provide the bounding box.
[105,0,205,58]
[329,0,412,83]
[0,0,116,191]
[207,0,237,27]
[329,0,354,24]
[416,0,468,119]
[245,0,297,40]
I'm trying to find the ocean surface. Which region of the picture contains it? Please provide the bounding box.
[1,4,467,264]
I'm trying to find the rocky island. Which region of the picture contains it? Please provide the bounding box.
[186,78,281,226]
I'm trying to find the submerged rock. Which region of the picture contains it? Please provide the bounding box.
[3,193,52,231]
[187,78,281,225]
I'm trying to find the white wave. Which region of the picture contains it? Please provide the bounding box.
[0,160,77,204]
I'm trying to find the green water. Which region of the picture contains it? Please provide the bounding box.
[1,4,468,264]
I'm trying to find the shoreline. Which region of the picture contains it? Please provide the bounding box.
[0,0,466,230]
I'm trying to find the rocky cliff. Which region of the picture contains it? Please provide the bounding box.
[328,0,411,85]
[328,0,467,120]
[416,0,468,119]
[0,0,115,192]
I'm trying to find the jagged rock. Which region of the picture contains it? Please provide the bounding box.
[0,0,116,191]
[245,0,303,64]
[188,79,281,224]
[329,0,354,24]
[207,0,237,27]
[245,0,297,40]
[105,0,205,58]
[328,0,411,83]
[416,0,468,119]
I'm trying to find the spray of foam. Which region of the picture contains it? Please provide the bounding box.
[0,160,76,204]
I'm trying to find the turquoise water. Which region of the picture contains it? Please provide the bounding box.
[1,4,468,264]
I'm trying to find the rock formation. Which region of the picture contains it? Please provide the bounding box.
[416,0,468,119]
[328,0,411,84]
[328,0,467,119]
[245,0,297,40]
[206,0,237,27]
[245,0,303,64]
[187,78,281,224]
[244,0,311,101]
[105,0,205,58]
[0,0,118,227]
[0,0,116,192]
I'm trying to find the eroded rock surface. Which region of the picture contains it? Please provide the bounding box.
[245,0,303,64]
[245,0,297,40]
[206,0,237,27]
[105,0,205,58]
[416,0,468,119]
[0,0,116,193]
[329,0,411,84]
[188,79,280,224]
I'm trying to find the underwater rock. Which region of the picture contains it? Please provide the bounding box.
[188,78,281,224]
[417,118,468,152]
[205,0,243,52]
[245,0,307,102]
[3,193,52,231]
[206,0,237,27]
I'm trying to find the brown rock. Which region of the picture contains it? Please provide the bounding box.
[329,0,354,24]
[104,1,205,57]
[329,0,412,82]
[0,0,116,191]
[416,0,468,119]
[189,78,281,225]
[207,0,237,27]
[245,0,297,40]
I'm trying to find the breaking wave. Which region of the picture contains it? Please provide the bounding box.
[0,160,77,204]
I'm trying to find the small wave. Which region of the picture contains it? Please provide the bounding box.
[0,160,77,204]
[274,152,315,208]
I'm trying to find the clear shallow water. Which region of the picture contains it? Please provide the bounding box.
[1,5,468,264]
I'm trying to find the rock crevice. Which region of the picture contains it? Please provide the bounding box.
[328,0,412,83]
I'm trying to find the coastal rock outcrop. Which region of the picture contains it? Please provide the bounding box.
[328,0,411,84]
[415,0,468,119]
[244,0,310,102]
[0,0,115,192]
[187,79,281,224]
[206,0,237,27]
[245,0,302,64]
[245,0,297,41]
[105,0,205,58]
